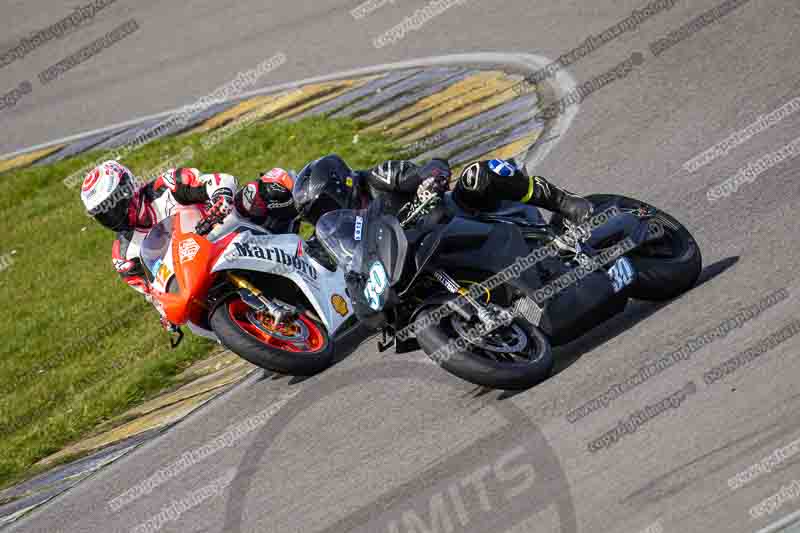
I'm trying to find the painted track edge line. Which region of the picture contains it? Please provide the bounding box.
[755,508,800,533]
[0,52,578,165]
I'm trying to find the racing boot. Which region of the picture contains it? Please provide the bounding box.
[527,175,593,225]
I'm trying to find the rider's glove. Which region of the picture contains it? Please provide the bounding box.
[209,190,234,217]
[417,175,449,201]
[197,192,234,235]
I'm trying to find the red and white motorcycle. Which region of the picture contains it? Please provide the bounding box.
[140,205,356,375]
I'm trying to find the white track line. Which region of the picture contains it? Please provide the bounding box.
[755,509,800,533]
[0,52,579,172]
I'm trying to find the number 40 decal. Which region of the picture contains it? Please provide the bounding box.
[364,261,388,310]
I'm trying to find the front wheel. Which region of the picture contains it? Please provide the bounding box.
[210,296,334,375]
[415,305,553,390]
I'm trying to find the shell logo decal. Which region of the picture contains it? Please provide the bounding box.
[331,294,349,317]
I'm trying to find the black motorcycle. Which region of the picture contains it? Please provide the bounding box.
[315,190,701,390]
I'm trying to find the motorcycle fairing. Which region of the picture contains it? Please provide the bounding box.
[156,210,237,326]
[211,231,353,334]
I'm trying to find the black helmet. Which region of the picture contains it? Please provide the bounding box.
[292,155,356,224]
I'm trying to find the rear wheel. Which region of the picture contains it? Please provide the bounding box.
[415,304,553,390]
[210,297,334,375]
[590,194,702,301]
[551,194,702,301]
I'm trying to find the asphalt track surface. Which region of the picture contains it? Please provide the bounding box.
[3,1,800,532]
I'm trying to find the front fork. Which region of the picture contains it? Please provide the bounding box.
[226,272,297,325]
[432,270,513,326]
[377,270,507,353]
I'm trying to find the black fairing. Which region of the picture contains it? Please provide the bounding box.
[344,200,407,327]
[426,220,541,292]
[373,215,408,286]
[413,215,626,345]
[586,211,640,248]
[538,272,627,345]
[415,217,492,271]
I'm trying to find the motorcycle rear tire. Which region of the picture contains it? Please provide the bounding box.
[552,194,702,301]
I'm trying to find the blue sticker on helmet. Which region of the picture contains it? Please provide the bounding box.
[488,159,516,177]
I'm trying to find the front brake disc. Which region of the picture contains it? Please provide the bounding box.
[450,315,528,354]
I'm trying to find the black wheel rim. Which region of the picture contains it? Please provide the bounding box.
[447,315,541,365]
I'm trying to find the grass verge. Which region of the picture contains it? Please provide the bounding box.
[0,115,404,489]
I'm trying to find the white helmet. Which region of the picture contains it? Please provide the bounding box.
[80,160,138,230]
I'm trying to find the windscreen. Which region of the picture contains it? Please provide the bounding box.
[315,209,368,272]
[139,217,174,281]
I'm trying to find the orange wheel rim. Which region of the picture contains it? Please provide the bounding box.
[228,299,326,353]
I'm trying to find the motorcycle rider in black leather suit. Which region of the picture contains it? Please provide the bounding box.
[290,155,600,331]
